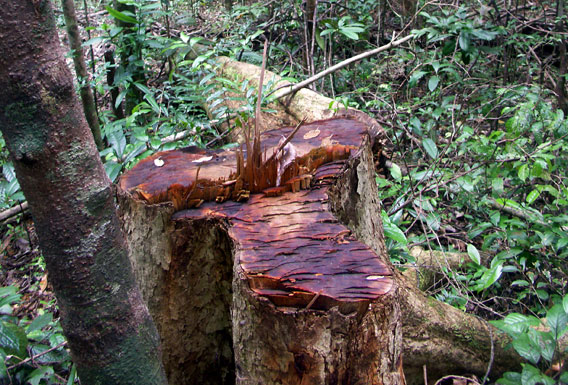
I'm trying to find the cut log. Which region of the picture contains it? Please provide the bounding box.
[119,116,405,384]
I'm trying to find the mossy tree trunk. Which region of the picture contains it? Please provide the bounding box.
[0,1,167,384]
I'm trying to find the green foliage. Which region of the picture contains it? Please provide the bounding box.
[0,286,74,384]
[0,163,24,210]
[491,296,568,384]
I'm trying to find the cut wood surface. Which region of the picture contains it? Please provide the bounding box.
[119,116,403,384]
[120,117,394,311]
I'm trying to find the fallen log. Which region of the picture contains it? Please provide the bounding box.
[119,116,405,384]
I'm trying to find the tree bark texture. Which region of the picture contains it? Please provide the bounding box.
[119,116,405,384]
[61,0,104,150]
[0,1,167,384]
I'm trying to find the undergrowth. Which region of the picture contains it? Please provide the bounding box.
[0,0,567,383]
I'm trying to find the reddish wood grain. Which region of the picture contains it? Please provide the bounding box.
[120,117,393,310]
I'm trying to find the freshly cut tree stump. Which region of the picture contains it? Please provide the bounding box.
[119,117,405,384]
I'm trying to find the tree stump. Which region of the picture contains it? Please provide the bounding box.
[118,116,405,384]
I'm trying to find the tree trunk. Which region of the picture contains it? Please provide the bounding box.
[0,1,167,384]
[61,0,104,150]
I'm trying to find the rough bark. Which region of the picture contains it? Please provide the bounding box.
[0,1,167,384]
[61,0,104,150]
[119,116,405,384]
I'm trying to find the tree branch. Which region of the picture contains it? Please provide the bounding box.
[269,34,415,101]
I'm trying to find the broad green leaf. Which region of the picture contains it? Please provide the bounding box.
[408,70,427,88]
[0,350,6,379]
[518,164,529,182]
[492,177,504,195]
[489,210,500,226]
[422,138,438,159]
[104,161,122,182]
[521,363,554,385]
[478,263,503,291]
[431,61,440,74]
[189,37,203,47]
[496,371,521,385]
[150,138,162,149]
[471,28,498,40]
[67,364,77,385]
[133,82,152,95]
[27,366,54,385]
[26,313,52,335]
[2,163,15,181]
[29,343,69,365]
[115,88,127,110]
[339,29,359,40]
[546,304,568,338]
[108,130,126,158]
[381,211,408,244]
[315,29,325,51]
[144,94,161,114]
[105,6,137,24]
[539,332,555,363]
[512,333,541,364]
[458,32,470,51]
[526,189,540,205]
[467,244,481,265]
[563,294,568,315]
[0,321,28,358]
[428,75,440,92]
[390,163,402,182]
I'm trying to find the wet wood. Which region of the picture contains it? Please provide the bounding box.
[119,116,404,384]
[120,117,393,310]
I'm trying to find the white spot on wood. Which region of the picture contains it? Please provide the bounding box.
[303,128,320,140]
[193,156,213,163]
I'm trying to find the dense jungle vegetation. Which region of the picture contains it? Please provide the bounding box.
[1,0,568,383]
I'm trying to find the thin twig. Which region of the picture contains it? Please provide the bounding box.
[6,341,67,370]
[305,290,322,310]
[0,201,28,222]
[481,323,495,384]
[262,118,307,168]
[255,40,269,142]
